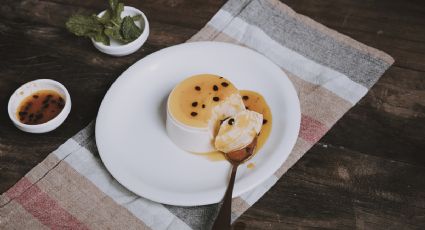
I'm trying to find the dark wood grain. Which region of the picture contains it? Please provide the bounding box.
[1,0,424,229]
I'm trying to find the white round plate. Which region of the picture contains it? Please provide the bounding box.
[96,42,300,206]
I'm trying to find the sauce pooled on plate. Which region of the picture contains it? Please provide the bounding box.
[239,90,272,151]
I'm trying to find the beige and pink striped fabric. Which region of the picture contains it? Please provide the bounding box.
[0,0,393,229]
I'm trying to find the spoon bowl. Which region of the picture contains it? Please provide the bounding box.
[224,137,258,165]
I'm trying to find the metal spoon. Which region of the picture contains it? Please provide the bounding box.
[212,137,258,230]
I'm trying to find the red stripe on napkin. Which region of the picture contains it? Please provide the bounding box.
[299,115,329,143]
[6,177,88,230]
[5,177,33,200]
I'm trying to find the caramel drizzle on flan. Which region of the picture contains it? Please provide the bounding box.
[168,74,239,128]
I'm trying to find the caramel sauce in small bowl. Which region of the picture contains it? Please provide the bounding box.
[16,90,65,125]
[8,79,71,133]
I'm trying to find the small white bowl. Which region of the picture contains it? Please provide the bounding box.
[92,6,150,56]
[8,79,71,133]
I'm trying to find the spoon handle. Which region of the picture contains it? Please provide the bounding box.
[212,164,238,230]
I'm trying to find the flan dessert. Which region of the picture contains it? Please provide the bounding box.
[166,74,270,154]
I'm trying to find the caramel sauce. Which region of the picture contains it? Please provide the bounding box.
[16,90,65,125]
[247,163,255,169]
[168,74,238,127]
[239,90,272,152]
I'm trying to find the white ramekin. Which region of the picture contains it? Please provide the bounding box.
[8,79,71,133]
[166,94,216,153]
[92,6,150,56]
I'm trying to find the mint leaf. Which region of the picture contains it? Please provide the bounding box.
[66,14,103,37]
[131,15,142,21]
[121,16,142,43]
[66,14,110,45]
[112,3,124,24]
[104,26,125,42]
[97,10,111,25]
[104,1,124,34]
[109,0,118,11]
[116,3,124,18]
[93,31,110,45]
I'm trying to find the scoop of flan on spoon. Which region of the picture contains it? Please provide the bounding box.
[215,110,263,153]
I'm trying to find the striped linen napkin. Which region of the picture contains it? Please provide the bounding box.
[0,0,394,229]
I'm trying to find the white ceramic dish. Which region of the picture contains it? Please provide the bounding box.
[92,6,149,56]
[95,42,301,206]
[8,79,71,133]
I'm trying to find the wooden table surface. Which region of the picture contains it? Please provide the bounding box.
[1,0,424,229]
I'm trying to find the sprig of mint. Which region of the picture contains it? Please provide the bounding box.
[66,0,144,46]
